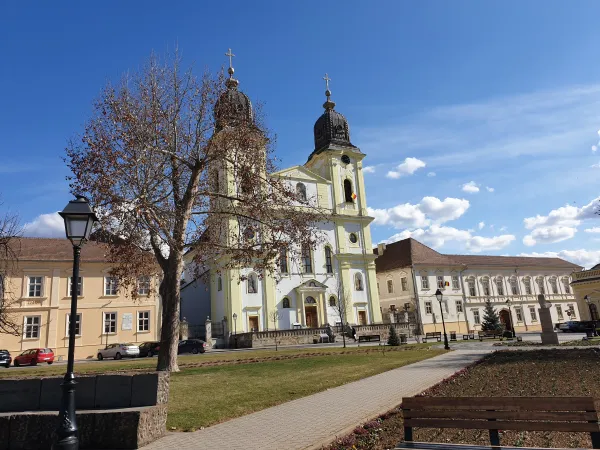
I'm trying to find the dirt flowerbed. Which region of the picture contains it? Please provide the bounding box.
[325,349,600,450]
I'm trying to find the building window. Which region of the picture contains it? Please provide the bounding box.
[515,307,523,322]
[421,276,429,290]
[138,276,150,295]
[296,182,307,202]
[562,277,571,294]
[452,275,459,289]
[354,273,364,291]
[456,300,463,313]
[425,301,432,314]
[523,278,532,295]
[468,278,476,297]
[568,304,576,319]
[349,233,358,244]
[510,277,518,295]
[529,306,538,322]
[343,179,353,203]
[473,310,481,325]
[496,277,504,296]
[247,273,258,294]
[437,276,444,289]
[24,316,40,339]
[279,248,288,274]
[104,312,117,333]
[28,276,43,297]
[387,280,394,293]
[549,277,558,294]
[68,276,83,297]
[302,245,313,274]
[328,296,336,307]
[104,277,118,296]
[556,305,563,320]
[536,277,545,295]
[401,277,408,291]
[138,311,150,332]
[66,313,81,336]
[443,300,449,314]
[325,247,333,274]
[217,276,222,291]
[282,297,291,308]
[481,278,490,296]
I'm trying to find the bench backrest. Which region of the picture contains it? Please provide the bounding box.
[402,397,600,433]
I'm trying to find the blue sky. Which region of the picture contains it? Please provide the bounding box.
[1,1,599,266]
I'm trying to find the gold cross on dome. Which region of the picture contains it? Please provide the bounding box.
[225,48,235,68]
[323,73,331,90]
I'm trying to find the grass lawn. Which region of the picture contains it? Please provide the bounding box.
[326,349,600,450]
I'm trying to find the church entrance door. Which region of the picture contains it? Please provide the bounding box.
[305,306,318,328]
[248,315,259,332]
[358,310,367,325]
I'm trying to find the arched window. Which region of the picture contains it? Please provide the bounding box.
[305,296,316,304]
[282,297,290,309]
[343,179,353,203]
[510,276,518,295]
[562,277,571,294]
[217,276,222,292]
[467,277,476,296]
[279,248,289,274]
[536,276,545,295]
[329,296,337,307]
[549,276,558,294]
[324,246,333,273]
[247,273,258,294]
[296,182,307,202]
[481,277,490,296]
[354,273,364,291]
[302,245,313,274]
[495,277,504,296]
[523,277,532,295]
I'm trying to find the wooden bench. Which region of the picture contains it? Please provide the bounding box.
[398,396,600,449]
[478,329,503,341]
[422,332,441,343]
[358,334,380,343]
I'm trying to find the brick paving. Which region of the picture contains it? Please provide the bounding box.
[142,349,490,450]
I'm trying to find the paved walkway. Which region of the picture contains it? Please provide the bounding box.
[142,349,490,450]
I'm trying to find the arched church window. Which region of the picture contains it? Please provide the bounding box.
[296,182,307,202]
[217,276,222,292]
[344,179,353,203]
[282,297,290,309]
[302,245,313,274]
[305,296,316,304]
[247,273,258,294]
[324,246,333,273]
[354,273,364,291]
[329,296,337,307]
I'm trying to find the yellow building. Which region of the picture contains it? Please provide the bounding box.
[571,263,600,321]
[0,238,161,360]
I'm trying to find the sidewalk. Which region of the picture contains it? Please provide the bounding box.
[142,349,491,450]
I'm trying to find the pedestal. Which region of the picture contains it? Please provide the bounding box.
[539,308,559,345]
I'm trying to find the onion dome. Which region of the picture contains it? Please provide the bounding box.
[214,49,253,130]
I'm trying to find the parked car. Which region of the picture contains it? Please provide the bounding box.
[177,339,206,355]
[14,348,54,366]
[0,350,11,368]
[559,321,595,332]
[97,343,140,360]
[139,341,160,357]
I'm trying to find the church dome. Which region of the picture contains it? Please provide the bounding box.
[313,83,354,152]
[214,67,253,129]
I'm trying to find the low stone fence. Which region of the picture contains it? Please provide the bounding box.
[231,327,329,348]
[350,323,411,341]
[0,372,169,449]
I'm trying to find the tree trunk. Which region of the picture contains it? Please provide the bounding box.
[156,261,182,372]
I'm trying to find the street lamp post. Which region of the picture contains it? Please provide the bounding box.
[232,313,238,349]
[505,299,515,338]
[585,295,597,337]
[54,196,97,450]
[434,289,450,350]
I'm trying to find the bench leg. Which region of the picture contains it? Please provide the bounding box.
[489,429,500,446]
[591,431,600,449]
[404,426,413,442]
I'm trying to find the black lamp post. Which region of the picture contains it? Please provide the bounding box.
[54,196,97,450]
[232,313,238,349]
[505,299,515,338]
[435,289,450,350]
[585,295,597,337]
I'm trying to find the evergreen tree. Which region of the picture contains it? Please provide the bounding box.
[481,300,502,331]
[388,325,400,346]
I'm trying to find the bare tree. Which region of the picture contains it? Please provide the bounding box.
[268,309,281,351]
[65,52,326,372]
[0,199,22,335]
[333,277,352,348]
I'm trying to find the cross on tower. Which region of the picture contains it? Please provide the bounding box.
[323,73,331,91]
[225,48,235,68]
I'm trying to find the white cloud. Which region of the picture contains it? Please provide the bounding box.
[523,197,599,230]
[592,162,600,168]
[23,212,65,238]
[461,181,480,193]
[522,226,578,246]
[362,166,376,173]
[386,157,426,179]
[592,145,598,153]
[368,197,470,229]
[427,172,436,177]
[486,186,495,192]
[478,221,485,230]
[468,235,516,252]
[499,226,508,232]
[585,227,600,233]
[519,249,600,269]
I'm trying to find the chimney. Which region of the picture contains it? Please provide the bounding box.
[377,243,386,255]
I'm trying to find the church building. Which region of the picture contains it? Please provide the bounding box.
[181,55,382,334]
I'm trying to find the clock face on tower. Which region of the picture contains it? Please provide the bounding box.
[341,155,351,164]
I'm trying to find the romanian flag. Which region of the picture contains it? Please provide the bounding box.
[351,192,357,200]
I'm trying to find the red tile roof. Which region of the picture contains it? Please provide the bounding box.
[10,238,109,262]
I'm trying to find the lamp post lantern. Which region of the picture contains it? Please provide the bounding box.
[585,295,597,337]
[505,299,515,338]
[54,196,97,450]
[434,289,450,350]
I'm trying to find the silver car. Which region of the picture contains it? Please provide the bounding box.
[97,343,140,360]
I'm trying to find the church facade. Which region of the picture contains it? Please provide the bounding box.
[181,62,382,334]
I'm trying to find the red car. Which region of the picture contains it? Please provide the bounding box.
[14,348,54,366]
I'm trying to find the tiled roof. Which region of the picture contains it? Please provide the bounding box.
[9,238,109,262]
[375,238,583,272]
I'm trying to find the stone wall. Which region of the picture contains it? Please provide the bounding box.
[0,372,169,449]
